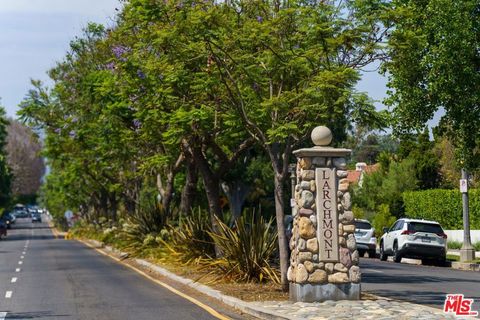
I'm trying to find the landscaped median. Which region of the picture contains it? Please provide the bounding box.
[73,236,457,320]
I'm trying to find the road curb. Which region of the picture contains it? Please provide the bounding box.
[82,239,289,320]
[388,256,480,272]
[133,259,290,320]
[449,261,480,272]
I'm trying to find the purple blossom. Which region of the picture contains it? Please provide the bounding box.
[112,45,131,60]
[69,130,77,138]
[54,128,61,134]
[137,69,146,79]
[256,16,263,23]
[105,62,116,71]
[133,119,142,130]
[71,117,79,123]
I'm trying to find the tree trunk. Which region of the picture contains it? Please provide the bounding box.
[180,159,197,216]
[191,144,224,257]
[273,172,289,292]
[222,180,250,224]
[160,172,175,217]
[99,190,108,222]
[108,192,117,222]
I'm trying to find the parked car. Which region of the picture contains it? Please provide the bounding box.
[354,219,377,258]
[32,213,42,223]
[379,218,447,265]
[0,219,7,239]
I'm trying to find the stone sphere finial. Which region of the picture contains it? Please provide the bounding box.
[311,126,332,146]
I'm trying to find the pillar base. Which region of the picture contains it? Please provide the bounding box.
[460,248,476,262]
[289,283,360,302]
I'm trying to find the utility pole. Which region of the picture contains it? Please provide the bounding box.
[460,168,475,262]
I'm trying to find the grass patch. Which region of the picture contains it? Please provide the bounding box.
[447,254,480,263]
[447,240,462,250]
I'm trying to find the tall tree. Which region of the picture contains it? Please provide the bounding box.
[191,0,390,289]
[385,0,480,170]
[0,103,11,207]
[6,120,45,197]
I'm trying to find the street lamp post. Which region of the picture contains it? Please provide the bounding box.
[460,168,475,262]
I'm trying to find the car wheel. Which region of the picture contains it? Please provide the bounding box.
[358,250,365,257]
[435,257,446,267]
[379,242,387,261]
[393,242,402,263]
[368,249,377,258]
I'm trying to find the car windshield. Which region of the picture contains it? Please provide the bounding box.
[354,221,372,230]
[408,222,443,234]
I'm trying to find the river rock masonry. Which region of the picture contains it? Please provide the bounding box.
[288,126,360,302]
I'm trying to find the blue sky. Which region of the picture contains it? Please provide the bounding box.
[0,0,389,119]
[0,0,120,118]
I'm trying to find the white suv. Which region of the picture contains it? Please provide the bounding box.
[354,219,377,258]
[379,218,447,264]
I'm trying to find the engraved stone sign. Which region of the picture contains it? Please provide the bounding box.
[316,168,338,261]
[289,126,359,302]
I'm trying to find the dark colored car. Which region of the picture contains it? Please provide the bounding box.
[0,220,7,239]
[2,213,15,229]
[14,210,30,218]
[32,213,42,223]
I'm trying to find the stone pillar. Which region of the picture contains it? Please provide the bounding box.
[288,126,360,302]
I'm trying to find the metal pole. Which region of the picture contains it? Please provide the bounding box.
[460,168,475,262]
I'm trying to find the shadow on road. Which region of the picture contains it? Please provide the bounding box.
[0,234,57,241]
[9,225,51,231]
[5,311,70,319]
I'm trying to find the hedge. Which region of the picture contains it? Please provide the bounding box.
[403,189,480,230]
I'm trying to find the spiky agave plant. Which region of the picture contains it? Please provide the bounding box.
[163,207,215,264]
[205,212,279,283]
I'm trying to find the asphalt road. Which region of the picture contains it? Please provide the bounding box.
[0,218,237,320]
[360,257,480,312]
[2,218,479,319]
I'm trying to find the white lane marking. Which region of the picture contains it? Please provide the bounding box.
[18,261,23,265]
[20,255,24,259]
[363,268,384,273]
[22,251,26,255]
[11,277,17,283]
[0,312,7,320]
[15,268,20,272]
[5,291,12,298]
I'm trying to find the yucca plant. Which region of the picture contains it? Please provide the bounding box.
[165,207,215,263]
[121,188,169,250]
[204,212,279,283]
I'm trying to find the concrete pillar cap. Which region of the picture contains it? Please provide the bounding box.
[311,126,332,146]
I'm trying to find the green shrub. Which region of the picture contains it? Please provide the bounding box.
[403,189,480,229]
[474,242,480,251]
[372,204,397,238]
[447,240,462,250]
[204,213,279,283]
